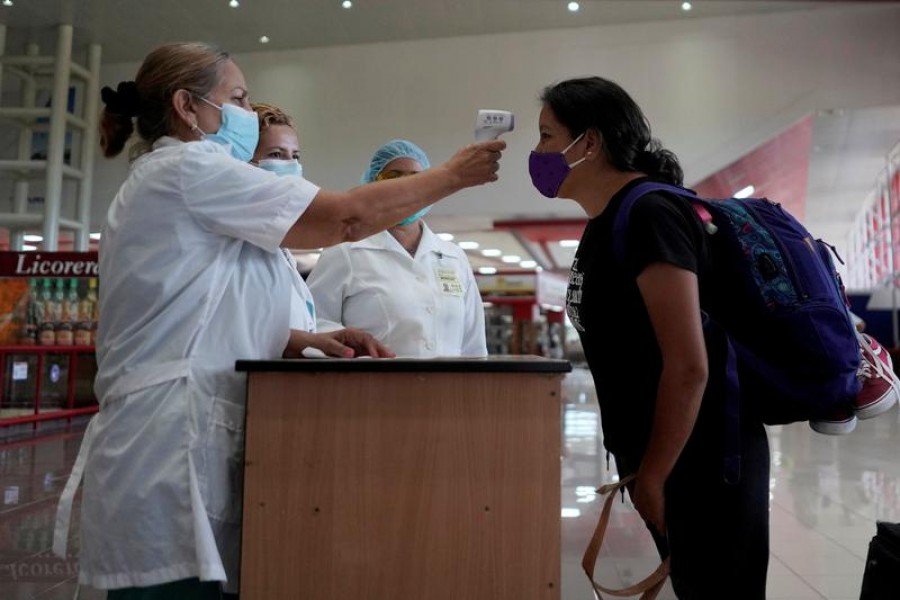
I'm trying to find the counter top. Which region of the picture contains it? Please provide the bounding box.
[235,355,572,374]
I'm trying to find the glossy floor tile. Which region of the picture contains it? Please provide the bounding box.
[1,367,898,599]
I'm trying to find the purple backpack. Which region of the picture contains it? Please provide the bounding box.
[614,181,861,427]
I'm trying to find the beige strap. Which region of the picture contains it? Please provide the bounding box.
[582,474,671,600]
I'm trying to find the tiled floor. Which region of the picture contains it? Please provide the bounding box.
[1,367,898,599]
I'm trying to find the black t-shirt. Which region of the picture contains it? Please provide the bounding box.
[566,177,713,461]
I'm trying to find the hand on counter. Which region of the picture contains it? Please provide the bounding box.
[283,328,396,359]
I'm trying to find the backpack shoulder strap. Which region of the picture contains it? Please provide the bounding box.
[610,183,743,485]
[612,182,701,264]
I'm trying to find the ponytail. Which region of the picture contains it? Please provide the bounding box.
[99,82,140,158]
[633,141,683,186]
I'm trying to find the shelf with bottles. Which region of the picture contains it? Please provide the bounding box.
[10,276,99,348]
[0,251,99,426]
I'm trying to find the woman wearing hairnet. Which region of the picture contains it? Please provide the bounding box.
[307,140,487,358]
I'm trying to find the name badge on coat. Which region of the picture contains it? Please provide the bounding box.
[435,267,464,296]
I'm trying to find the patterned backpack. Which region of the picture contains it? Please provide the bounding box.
[613,181,862,426]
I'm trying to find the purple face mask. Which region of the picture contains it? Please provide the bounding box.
[528,132,586,198]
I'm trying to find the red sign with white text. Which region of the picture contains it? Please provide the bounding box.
[0,252,98,346]
[0,251,98,278]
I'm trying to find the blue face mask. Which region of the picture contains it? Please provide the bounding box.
[397,205,431,227]
[196,98,259,162]
[258,158,303,178]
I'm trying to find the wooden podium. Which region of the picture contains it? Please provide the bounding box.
[235,356,571,600]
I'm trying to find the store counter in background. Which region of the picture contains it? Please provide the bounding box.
[236,356,571,600]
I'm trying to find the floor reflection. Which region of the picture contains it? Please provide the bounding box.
[1,369,898,599]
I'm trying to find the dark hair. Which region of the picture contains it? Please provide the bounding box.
[540,77,683,185]
[100,42,231,159]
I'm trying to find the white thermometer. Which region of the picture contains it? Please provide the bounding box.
[474,109,515,141]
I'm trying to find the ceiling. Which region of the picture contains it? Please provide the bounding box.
[0,0,896,275]
[0,1,873,62]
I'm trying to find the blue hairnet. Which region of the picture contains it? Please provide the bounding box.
[361,139,431,184]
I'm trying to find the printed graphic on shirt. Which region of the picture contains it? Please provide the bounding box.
[567,257,584,332]
[436,267,464,296]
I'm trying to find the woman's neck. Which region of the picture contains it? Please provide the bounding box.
[570,171,647,219]
[389,221,424,256]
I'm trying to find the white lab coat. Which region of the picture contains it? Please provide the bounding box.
[307,224,486,357]
[54,137,319,592]
[283,249,317,333]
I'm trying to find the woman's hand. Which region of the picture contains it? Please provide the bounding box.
[283,328,395,358]
[631,474,666,538]
[440,140,506,188]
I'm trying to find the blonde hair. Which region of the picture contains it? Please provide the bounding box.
[252,102,295,131]
[100,42,230,160]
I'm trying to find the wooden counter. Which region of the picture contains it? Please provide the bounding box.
[236,356,571,600]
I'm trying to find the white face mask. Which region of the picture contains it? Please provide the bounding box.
[257,158,303,178]
[194,98,260,162]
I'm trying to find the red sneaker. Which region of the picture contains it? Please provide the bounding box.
[854,333,900,419]
[810,407,857,435]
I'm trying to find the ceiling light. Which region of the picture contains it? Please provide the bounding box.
[342,0,352,8]
[228,0,239,7]
[23,244,36,251]
[437,233,454,241]
[2,0,13,5]
[501,255,521,263]
[89,232,102,240]
[259,36,270,44]
[559,239,580,248]
[567,2,580,12]
[733,185,755,199]
[458,241,479,250]
[681,2,692,11]
[478,267,497,275]
[520,260,538,269]
[23,234,43,242]
[481,248,502,257]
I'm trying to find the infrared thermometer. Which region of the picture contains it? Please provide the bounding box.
[474,109,515,141]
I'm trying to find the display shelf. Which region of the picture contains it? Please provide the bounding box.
[0,344,97,428]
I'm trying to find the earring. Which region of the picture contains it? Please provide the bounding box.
[190,123,204,139]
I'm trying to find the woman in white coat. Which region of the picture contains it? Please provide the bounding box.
[250,101,326,352]
[307,140,487,358]
[54,43,503,599]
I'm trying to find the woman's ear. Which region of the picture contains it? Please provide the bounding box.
[584,128,603,160]
[171,89,198,131]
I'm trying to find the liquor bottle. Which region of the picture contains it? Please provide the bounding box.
[54,278,73,346]
[56,279,77,346]
[20,278,39,345]
[74,279,92,346]
[87,278,98,347]
[38,279,56,346]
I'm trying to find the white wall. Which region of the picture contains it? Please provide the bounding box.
[91,4,900,230]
